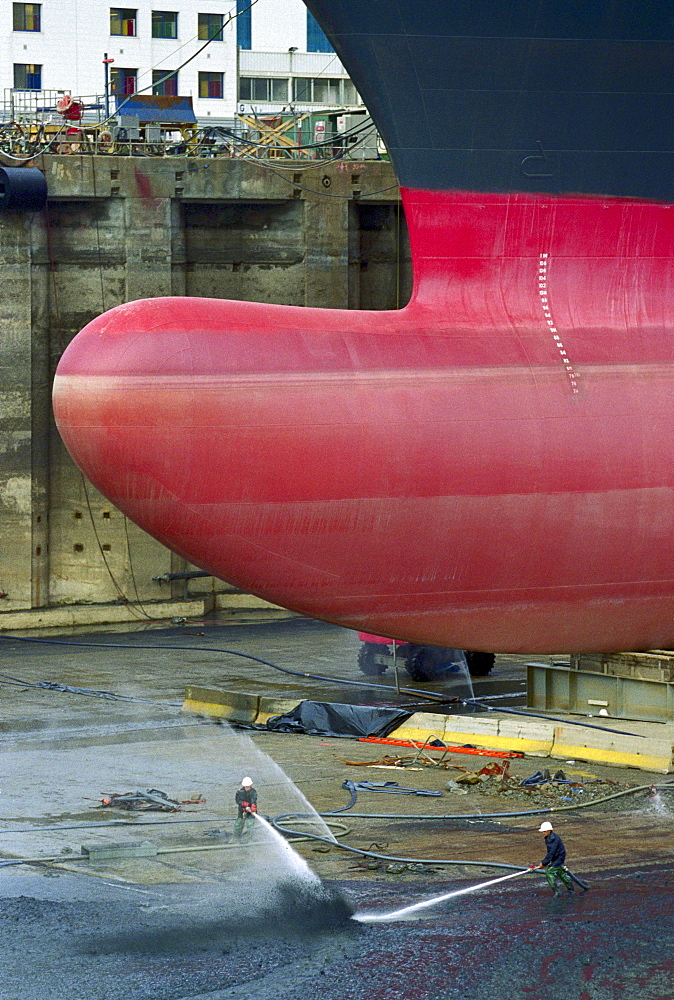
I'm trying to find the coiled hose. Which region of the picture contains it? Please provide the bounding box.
[0,780,671,873]
[269,778,674,870]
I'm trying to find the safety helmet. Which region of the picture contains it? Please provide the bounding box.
[538,821,553,832]
[241,777,253,786]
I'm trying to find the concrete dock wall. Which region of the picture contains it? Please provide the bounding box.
[0,154,409,624]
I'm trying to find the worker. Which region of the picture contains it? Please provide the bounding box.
[531,821,575,895]
[233,776,258,841]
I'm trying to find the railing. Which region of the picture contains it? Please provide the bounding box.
[1,90,106,125]
[0,106,381,161]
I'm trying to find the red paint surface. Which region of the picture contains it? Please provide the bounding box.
[52,189,674,652]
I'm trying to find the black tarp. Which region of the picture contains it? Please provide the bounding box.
[266,700,410,738]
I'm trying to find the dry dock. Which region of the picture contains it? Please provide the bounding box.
[0,617,672,999]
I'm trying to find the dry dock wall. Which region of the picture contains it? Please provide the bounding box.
[0,154,409,623]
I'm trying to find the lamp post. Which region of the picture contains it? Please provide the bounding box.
[102,54,114,119]
[288,45,297,103]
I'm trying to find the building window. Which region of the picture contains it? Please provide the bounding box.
[198,71,223,99]
[198,12,223,40]
[236,0,251,49]
[152,69,178,95]
[13,3,41,31]
[152,10,178,38]
[307,11,333,53]
[111,66,137,95]
[110,7,136,35]
[239,77,288,103]
[293,77,355,104]
[13,63,42,89]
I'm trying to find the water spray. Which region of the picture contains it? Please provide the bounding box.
[353,868,532,923]
[252,813,321,885]
[249,813,532,927]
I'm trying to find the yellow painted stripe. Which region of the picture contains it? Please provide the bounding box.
[391,725,552,756]
[255,711,278,725]
[552,742,673,773]
[444,729,553,754]
[182,698,233,718]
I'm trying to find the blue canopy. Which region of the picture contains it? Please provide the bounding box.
[114,94,197,124]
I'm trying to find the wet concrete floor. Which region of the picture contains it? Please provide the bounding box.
[0,617,671,998]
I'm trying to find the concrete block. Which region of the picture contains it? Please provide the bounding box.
[256,697,302,725]
[391,712,523,755]
[497,718,555,756]
[182,686,260,724]
[443,715,501,736]
[81,841,157,861]
[442,715,504,750]
[551,723,674,773]
[390,713,452,744]
[213,593,286,611]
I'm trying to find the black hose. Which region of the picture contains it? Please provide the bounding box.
[271,814,525,870]
[321,778,674,820]
[332,780,359,813]
[0,634,451,703]
[268,780,674,867]
[2,782,671,874]
[0,634,651,736]
[463,699,640,738]
[270,813,527,870]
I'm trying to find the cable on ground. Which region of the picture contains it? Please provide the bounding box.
[0,632,651,734]
[1,782,672,876]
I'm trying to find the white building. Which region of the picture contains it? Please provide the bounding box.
[0,0,359,121]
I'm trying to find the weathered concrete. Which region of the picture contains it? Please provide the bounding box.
[0,618,672,1000]
[182,686,674,771]
[0,154,406,625]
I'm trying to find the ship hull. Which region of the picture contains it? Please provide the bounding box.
[52,2,674,652]
[54,188,674,652]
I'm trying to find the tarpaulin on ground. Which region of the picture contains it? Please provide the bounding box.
[266,701,410,738]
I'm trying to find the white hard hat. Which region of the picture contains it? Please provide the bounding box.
[538,821,553,832]
[241,777,253,786]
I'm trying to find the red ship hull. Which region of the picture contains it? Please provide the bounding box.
[53,189,674,653]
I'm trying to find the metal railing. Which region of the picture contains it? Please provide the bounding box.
[0,97,382,162]
[1,89,106,125]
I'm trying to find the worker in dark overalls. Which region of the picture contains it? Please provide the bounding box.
[532,821,575,894]
[233,776,258,841]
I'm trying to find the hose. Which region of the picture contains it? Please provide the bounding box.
[265,779,674,868]
[462,698,640,738]
[271,814,527,871]
[0,633,649,735]
[0,634,451,704]
[2,782,671,875]
[321,777,674,820]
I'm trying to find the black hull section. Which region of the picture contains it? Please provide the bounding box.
[304,0,674,200]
